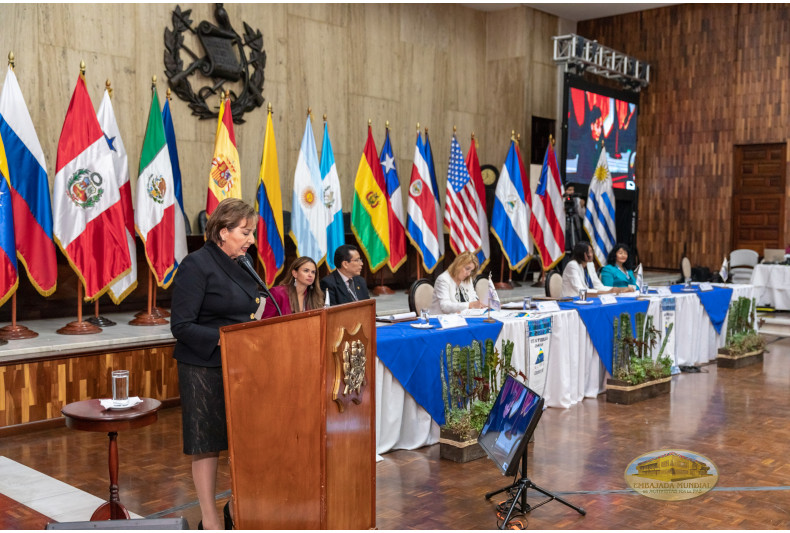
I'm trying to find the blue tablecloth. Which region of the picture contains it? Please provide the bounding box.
[558,298,650,374]
[669,285,733,334]
[376,318,504,425]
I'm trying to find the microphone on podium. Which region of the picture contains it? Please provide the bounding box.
[236,254,282,317]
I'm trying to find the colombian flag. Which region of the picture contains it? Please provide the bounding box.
[351,125,389,273]
[206,98,241,216]
[256,108,284,286]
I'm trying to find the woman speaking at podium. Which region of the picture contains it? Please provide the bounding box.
[260,256,325,317]
[171,198,260,530]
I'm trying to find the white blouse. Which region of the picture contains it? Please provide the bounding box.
[429,271,479,314]
[561,261,606,297]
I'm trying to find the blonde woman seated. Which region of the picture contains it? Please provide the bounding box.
[261,256,324,318]
[429,251,487,314]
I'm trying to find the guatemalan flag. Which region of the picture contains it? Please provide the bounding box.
[529,140,565,271]
[161,95,188,286]
[256,107,284,286]
[380,128,406,272]
[0,66,57,297]
[583,145,616,266]
[291,115,329,265]
[135,86,176,286]
[97,88,137,304]
[423,130,445,259]
[466,135,490,271]
[0,142,18,307]
[321,120,343,271]
[406,132,441,273]
[53,72,131,300]
[491,139,532,271]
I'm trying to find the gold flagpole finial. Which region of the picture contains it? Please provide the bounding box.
[267,101,272,114]
[307,107,311,118]
[151,75,157,91]
[471,131,475,140]
[511,130,516,142]
[385,120,390,130]
[453,125,457,134]
[549,134,555,146]
[105,79,113,99]
[368,118,372,127]
[166,88,172,101]
[7,52,14,70]
[516,133,521,145]
[79,60,86,79]
[323,113,327,123]
[220,90,225,100]
[416,122,420,132]
[424,127,429,136]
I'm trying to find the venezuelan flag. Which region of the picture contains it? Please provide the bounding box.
[256,108,284,286]
[351,125,389,273]
[0,134,18,307]
[206,98,241,216]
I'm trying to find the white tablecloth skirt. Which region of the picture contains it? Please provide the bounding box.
[751,264,790,310]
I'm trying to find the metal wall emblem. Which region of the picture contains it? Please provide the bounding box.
[332,324,368,412]
[164,3,266,123]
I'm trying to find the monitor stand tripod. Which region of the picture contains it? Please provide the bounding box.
[485,449,585,529]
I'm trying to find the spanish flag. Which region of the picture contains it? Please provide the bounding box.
[351,125,389,273]
[206,97,241,216]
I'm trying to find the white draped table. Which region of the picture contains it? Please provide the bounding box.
[751,264,790,310]
[374,284,753,455]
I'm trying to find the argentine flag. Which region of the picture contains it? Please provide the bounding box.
[321,121,343,270]
[583,146,617,266]
[491,140,532,271]
[291,116,329,265]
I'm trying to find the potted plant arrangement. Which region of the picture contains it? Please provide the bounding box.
[718,297,765,368]
[606,312,674,405]
[438,338,517,463]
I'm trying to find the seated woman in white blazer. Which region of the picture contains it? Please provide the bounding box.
[429,251,488,314]
[561,242,627,298]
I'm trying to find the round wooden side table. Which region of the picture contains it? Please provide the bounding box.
[61,398,162,520]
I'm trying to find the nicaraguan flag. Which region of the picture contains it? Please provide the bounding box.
[291,115,329,264]
[491,140,532,271]
[406,132,441,272]
[583,145,616,266]
[161,97,188,287]
[0,66,57,296]
[321,121,343,270]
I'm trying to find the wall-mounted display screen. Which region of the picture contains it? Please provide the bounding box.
[562,74,639,190]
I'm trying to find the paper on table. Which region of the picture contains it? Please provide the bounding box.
[100,397,143,410]
[379,311,417,321]
[460,308,488,316]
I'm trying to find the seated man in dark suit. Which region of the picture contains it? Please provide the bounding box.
[320,244,370,305]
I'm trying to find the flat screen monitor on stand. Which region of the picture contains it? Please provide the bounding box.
[479,375,586,529]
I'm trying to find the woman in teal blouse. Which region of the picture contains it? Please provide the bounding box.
[600,243,637,288]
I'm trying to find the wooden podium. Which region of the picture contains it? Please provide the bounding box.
[219,299,376,529]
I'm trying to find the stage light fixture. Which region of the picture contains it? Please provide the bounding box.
[552,34,650,91]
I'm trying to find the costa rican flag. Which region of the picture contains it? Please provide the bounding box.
[406,132,441,273]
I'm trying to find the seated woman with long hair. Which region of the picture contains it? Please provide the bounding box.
[600,243,637,289]
[561,242,626,298]
[261,256,325,318]
[428,251,487,314]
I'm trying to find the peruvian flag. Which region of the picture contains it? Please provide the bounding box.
[52,74,131,301]
[134,87,175,286]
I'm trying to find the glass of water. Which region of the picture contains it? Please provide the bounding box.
[420,309,429,325]
[523,296,532,310]
[684,276,692,289]
[112,370,129,407]
[579,288,587,302]
[641,283,649,295]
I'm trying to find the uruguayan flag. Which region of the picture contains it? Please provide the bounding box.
[291,116,329,264]
[491,140,531,270]
[583,146,616,266]
[320,121,343,270]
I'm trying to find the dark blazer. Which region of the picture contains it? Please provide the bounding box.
[171,241,260,367]
[319,270,370,306]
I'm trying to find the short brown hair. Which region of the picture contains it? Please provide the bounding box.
[447,251,480,281]
[205,199,257,244]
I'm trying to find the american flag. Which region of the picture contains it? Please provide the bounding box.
[445,135,482,255]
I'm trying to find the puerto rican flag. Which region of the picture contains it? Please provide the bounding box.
[529,140,565,270]
[52,73,131,300]
[406,132,441,273]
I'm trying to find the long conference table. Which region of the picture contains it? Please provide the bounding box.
[751,264,790,310]
[375,283,754,456]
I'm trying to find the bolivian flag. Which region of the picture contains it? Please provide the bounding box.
[206,98,241,216]
[351,125,389,273]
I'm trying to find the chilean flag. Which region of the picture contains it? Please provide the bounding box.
[52,73,131,300]
[406,132,441,273]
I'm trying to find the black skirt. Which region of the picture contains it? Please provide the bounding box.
[177,361,228,455]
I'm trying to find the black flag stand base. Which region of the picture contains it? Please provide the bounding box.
[86,300,116,327]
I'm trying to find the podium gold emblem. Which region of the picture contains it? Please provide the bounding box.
[332,324,368,412]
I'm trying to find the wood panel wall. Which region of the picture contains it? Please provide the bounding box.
[579,4,790,270]
[0,344,177,430]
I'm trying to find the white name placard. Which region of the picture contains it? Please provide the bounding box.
[699,282,714,292]
[536,301,561,313]
[656,287,672,296]
[599,294,618,305]
[438,314,468,329]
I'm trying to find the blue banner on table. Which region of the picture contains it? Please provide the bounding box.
[527,317,552,396]
[558,298,650,374]
[376,318,503,425]
[669,284,733,334]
